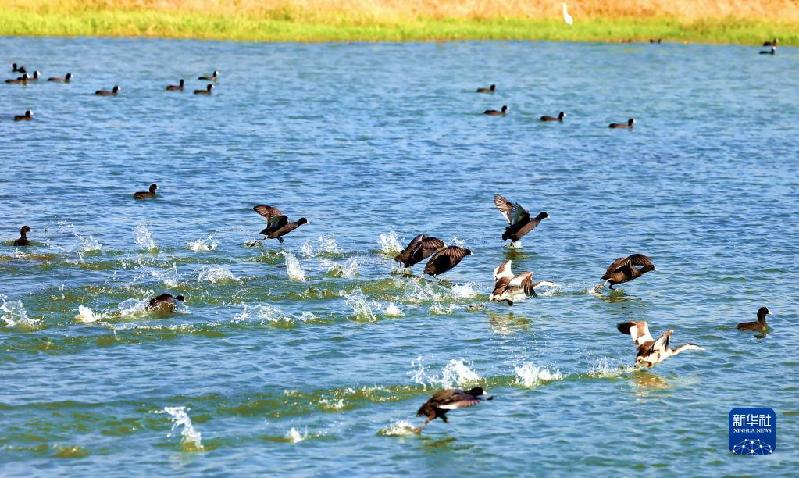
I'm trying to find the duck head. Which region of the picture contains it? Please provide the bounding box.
[758,307,770,321]
[297,218,308,225]
[149,184,158,193]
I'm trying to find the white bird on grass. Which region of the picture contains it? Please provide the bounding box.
[562,3,573,26]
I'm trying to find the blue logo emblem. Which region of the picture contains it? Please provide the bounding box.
[729,408,776,455]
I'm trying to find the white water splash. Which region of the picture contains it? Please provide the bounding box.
[117,298,149,318]
[379,420,419,436]
[514,363,564,387]
[151,264,180,287]
[378,232,403,255]
[342,289,376,322]
[75,305,106,324]
[134,224,158,251]
[0,295,39,328]
[162,406,204,451]
[383,303,403,317]
[286,427,307,444]
[588,357,631,377]
[283,251,306,281]
[507,240,523,249]
[198,266,239,283]
[301,235,341,258]
[451,283,478,299]
[187,235,218,252]
[408,356,481,389]
[235,304,313,326]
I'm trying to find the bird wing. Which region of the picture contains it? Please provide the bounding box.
[493,260,514,280]
[605,256,631,275]
[617,321,653,345]
[509,203,530,226]
[395,234,426,263]
[494,195,515,224]
[627,254,654,270]
[424,246,469,275]
[511,272,535,296]
[491,276,511,298]
[438,399,481,410]
[253,205,284,220]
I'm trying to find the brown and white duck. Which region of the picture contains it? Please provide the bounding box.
[394,234,445,268]
[617,321,702,368]
[494,194,548,245]
[489,260,554,305]
[601,254,655,289]
[415,386,492,432]
[253,204,307,243]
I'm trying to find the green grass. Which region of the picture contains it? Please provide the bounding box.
[0,9,796,45]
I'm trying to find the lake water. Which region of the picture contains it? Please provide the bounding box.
[1,37,798,476]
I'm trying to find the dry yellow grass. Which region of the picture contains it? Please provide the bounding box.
[1,0,797,42]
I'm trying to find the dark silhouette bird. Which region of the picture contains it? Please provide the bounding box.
[394,234,445,268]
[47,73,72,83]
[165,79,184,91]
[198,70,218,81]
[5,73,29,84]
[601,254,655,289]
[763,38,778,47]
[133,184,158,200]
[12,226,31,246]
[95,85,120,96]
[146,293,185,313]
[11,63,25,73]
[253,205,307,243]
[483,105,508,116]
[494,194,548,245]
[194,84,213,95]
[618,321,702,368]
[609,118,635,129]
[23,70,40,81]
[737,307,771,333]
[540,111,566,122]
[650,38,662,44]
[416,387,492,432]
[423,245,471,276]
[490,260,538,305]
[476,84,496,93]
[759,46,776,55]
[13,110,33,121]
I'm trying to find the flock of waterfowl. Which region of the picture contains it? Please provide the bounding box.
[6,42,777,432]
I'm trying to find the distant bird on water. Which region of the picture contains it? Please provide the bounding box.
[601,254,655,289]
[133,184,158,200]
[763,38,778,47]
[394,234,445,268]
[194,84,214,95]
[11,63,26,73]
[423,245,471,276]
[737,307,771,333]
[146,293,185,313]
[253,205,308,243]
[5,73,29,84]
[13,110,33,121]
[95,85,120,96]
[483,105,508,116]
[415,387,492,432]
[494,194,548,245]
[609,118,635,129]
[759,46,776,55]
[489,260,554,305]
[198,70,218,81]
[13,226,31,246]
[48,73,72,83]
[618,321,702,368]
[476,84,496,93]
[165,79,185,91]
[540,111,566,122]
[562,3,573,25]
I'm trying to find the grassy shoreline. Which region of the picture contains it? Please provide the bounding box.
[0,10,795,45]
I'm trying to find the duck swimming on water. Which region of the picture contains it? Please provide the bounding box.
[601,254,654,289]
[540,111,566,122]
[483,105,508,116]
[609,118,635,129]
[13,110,33,121]
[394,234,445,268]
[617,321,702,368]
[416,387,492,432]
[95,85,120,96]
[253,205,307,243]
[133,184,158,200]
[198,70,218,81]
[194,84,213,95]
[476,84,496,93]
[494,194,548,245]
[737,307,771,333]
[48,73,72,83]
[165,79,184,91]
[146,293,185,313]
[13,226,31,246]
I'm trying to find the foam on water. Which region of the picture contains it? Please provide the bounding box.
[235,304,314,326]
[0,295,40,329]
[283,251,306,281]
[301,235,341,258]
[117,298,149,318]
[286,427,307,444]
[451,282,478,299]
[151,264,180,287]
[342,289,376,322]
[514,362,564,387]
[134,224,158,252]
[187,235,218,252]
[383,303,403,317]
[198,266,239,283]
[588,357,633,377]
[409,356,482,389]
[378,232,403,256]
[75,305,107,324]
[378,420,419,437]
[162,406,204,451]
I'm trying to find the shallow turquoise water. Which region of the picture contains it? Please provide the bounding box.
[1,38,798,476]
